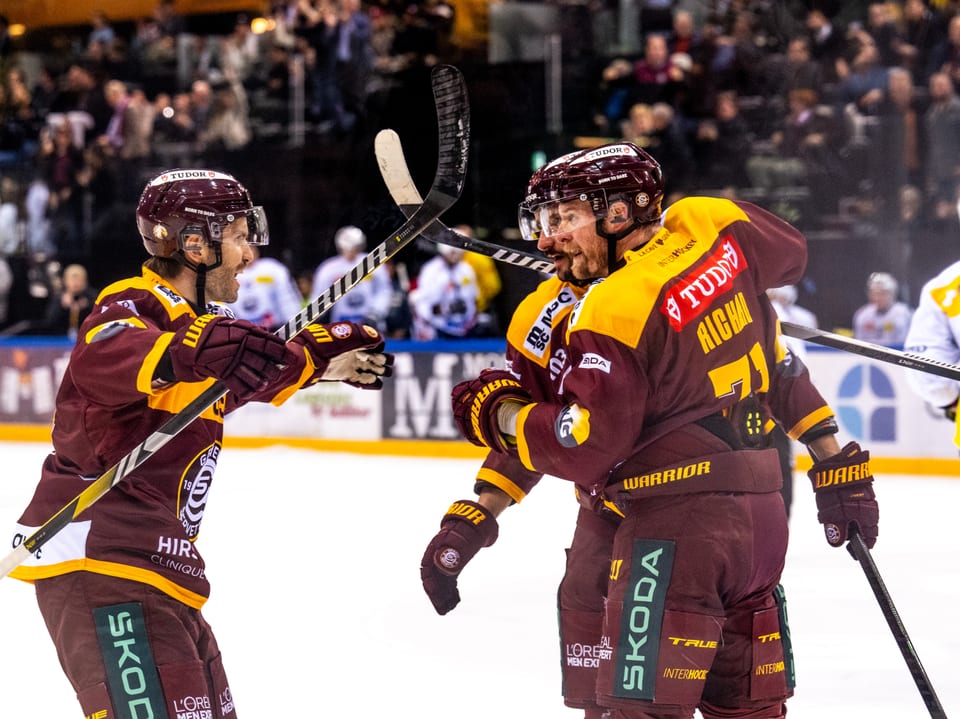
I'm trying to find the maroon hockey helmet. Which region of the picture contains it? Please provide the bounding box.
[136,169,269,258]
[518,142,664,243]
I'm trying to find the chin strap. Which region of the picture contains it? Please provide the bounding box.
[175,243,223,311]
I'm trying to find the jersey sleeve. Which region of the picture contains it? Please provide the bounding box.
[904,268,960,408]
[765,325,836,440]
[69,298,177,406]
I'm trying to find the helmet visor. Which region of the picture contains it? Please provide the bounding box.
[180,205,270,251]
[518,197,599,242]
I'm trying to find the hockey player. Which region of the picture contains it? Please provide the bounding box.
[904,258,960,439]
[410,243,481,339]
[311,225,393,331]
[8,169,393,719]
[227,244,303,331]
[421,143,879,718]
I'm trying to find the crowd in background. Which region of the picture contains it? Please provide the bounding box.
[2,0,960,340]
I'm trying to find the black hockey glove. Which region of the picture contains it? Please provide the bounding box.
[420,500,499,615]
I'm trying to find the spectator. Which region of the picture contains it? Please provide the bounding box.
[693,89,752,188]
[931,13,960,89]
[594,58,637,132]
[852,271,914,346]
[620,102,654,147]
[805,6,846,85]
[219,14,262,90]
[836,34,890,116]
[667,8,703,57]
[197,79,252,156]
[769,35,824,101]
[923,71,960,199]
[37,120,88,261]
[899,0,946,85]
[646,101,693,194]
[631,32,685,107]
[864,0,903,68]
[42,263,98,339]
[228,245,302,331]
[409,244,479,340]
[334,0,374,134]
[0,175,18,253]
[747,87,833,191]
[311,225,391,330]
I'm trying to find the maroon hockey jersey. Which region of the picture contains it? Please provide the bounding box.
[476,197,835,505]
[9,266,313,608]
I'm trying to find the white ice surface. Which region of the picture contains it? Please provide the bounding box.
[0,441,957,717]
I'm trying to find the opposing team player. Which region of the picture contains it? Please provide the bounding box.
[421,143,879,718]
[904,257,960,439]
[8,169,393,719]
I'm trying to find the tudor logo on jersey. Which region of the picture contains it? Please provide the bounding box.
[660,238,747,331]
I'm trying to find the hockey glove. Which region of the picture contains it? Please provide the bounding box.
[808,441,879,550]
[164,314,290,398]
[291,321,394,389]
[451,369,531,451]
[420,499,499,615]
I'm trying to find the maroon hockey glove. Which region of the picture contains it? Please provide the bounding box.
[807,441,879,550]
[420,499,499,615]
[291,321,394,389]
[451,369,531,451]
[165,314,290,397]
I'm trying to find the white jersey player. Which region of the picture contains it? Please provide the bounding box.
[904,259,960,435]
[228,247,303,331]
[311,226,392,331]
[852,272,913,346]
[410,244,480,339]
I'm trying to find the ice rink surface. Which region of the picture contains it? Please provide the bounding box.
[0,440,957,718]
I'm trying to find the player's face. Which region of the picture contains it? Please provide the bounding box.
[204,217,254,304]
[536,199,608,282]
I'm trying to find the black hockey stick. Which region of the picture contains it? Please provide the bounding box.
[847,531,948,718]
[782,322,960,381]
[374,128,555,274]
[0,64,470,580]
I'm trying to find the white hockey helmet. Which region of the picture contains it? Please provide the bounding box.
[334,225,366,254]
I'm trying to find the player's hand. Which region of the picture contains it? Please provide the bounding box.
[808,441,879,552]
[451,369,531,451]
[292,321,394,389]
[420,499,499,615]
[165,314,290,398]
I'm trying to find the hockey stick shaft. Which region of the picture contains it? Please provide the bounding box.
[374,128,555,274]
[848,532,948,718]
[0,64,470,580]
[373,138,960,387]
[781,322,960,381]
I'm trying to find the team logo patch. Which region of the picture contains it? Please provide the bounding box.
[362,324,380,339]
[555,403,590,447]
[636,192,650,208]
[331,323,354,339]
[438,547,461,572]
